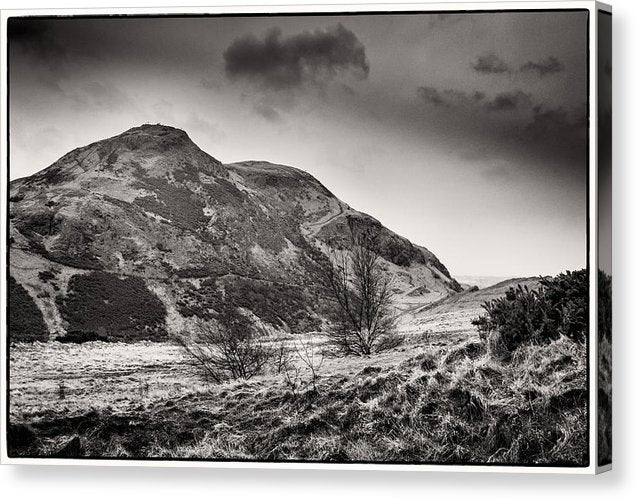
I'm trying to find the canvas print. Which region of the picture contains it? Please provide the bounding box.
[4,7,598,468]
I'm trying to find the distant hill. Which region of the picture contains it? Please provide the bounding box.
[416,277,541,316]
[398,277,541,335]
[455,275,517,289]
[8,124,462,341]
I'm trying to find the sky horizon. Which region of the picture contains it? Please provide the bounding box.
[8,11,589,277]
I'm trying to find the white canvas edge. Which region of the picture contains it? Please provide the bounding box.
[0,1,609,474]
[0,0,612,17]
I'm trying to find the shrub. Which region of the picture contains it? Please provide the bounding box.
[57,271,167,341]
[175,276,321,334]
[38,270,56,282]
[8,276,49,342]
[224,279,321,334]
[133,176,208,232]
[472,270,588,353]
[176,279,222,320]
[14,209,60,236]
[175,266,218,279]
[176,305,271,383]
[57,329,110,344]
[541,269,588,343]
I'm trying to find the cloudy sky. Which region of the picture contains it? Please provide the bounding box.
[8,10,589,277]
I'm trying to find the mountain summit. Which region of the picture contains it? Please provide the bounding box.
[9,124,462,341]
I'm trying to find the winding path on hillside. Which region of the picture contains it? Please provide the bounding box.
[303,202,345,235]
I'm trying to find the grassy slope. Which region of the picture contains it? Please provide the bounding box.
[400,278,541,339]
[416,277,541,315]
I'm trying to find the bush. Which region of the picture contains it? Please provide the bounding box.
[472,270,588,353]
[133,176,208,232]
[176,278,222,320]
[57,271,167,341]
[224,279,321,334]
[8,276,49,342]
[57,329,110,344]
[38,270,56,282]
[176,305,271,383]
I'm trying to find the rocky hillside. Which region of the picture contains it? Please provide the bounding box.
[8,124,462,342]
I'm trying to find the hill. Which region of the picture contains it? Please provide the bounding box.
[9,124,462,341]
[398,277,541,336]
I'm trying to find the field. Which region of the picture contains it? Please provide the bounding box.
[8,289,588,466]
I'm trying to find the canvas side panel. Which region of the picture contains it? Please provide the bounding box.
[597,7,612,469]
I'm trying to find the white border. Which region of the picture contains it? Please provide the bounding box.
[0,1,609,17]
[0,1,608,474]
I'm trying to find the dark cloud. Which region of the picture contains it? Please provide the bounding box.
[471,53,510,74]
[521,104,587,171]
[223,24,369,91]
[526,105,585,139]
[416,84,585,170]
[8,18,67,61]
[417,86,484,108]
[417,86,445,106]
[485,91,532,112]
[417,86,529,112]
[520,56,564,76]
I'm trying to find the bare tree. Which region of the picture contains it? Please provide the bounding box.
[321,219,402,355]
[281,333,324,396]
[295,333,324,393]
[175,305,271,383]
[272,340,293,375]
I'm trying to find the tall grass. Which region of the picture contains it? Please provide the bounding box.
[10,334,587,465]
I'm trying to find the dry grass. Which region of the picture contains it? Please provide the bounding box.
[9,330,588,466]
[9,341,205,419]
